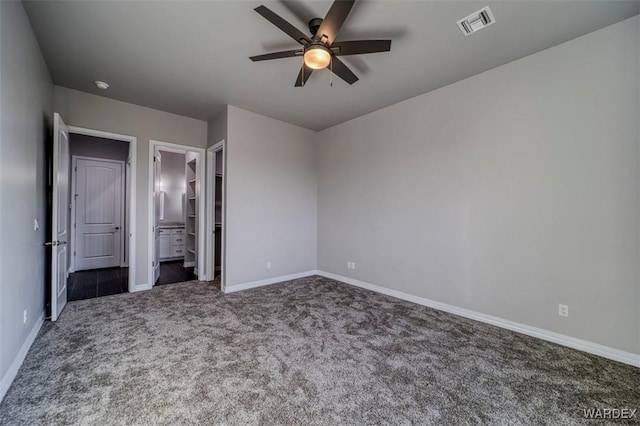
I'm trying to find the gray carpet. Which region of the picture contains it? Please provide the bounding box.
[0,276,638,425]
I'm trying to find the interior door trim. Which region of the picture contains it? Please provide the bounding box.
[67,126,137,292]
[148,140,206,286]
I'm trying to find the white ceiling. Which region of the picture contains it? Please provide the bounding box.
[24,0,639,130]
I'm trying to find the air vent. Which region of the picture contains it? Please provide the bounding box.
[457,6,495,36]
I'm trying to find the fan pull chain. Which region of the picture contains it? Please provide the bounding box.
[330,56,333,87]
[302,54,305,86]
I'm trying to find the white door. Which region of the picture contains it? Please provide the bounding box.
[75,158,123,270]
[153,150,162,283]
[51,113,70,321]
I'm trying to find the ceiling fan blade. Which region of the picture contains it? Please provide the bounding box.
[315,0,356,45]
[295,64,314,87]
[254,5,311,45]
[330,57,358,84]
[250,49,301,62]
[332,40,391,56]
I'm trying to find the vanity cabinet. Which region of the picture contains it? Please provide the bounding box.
[159,227,185,261]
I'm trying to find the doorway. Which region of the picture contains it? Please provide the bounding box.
[67,135,131,300]
[149,140,205,287]
[48,113,137,321]
[206,141,225,290]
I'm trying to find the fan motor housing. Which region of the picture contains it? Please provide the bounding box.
[308,18,323,36]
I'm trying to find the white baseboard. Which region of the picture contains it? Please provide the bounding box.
[225,270,318,294]
[0,310,45,403]
[130,282,152,292]
[316,271,640,368]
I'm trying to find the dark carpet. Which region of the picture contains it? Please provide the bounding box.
[0,276,638,425]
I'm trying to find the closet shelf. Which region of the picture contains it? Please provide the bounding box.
[188,232,196,236]
[187,249,196,254]
[188,179,196,184]
[188,197,196,201]
[216,173,223,178]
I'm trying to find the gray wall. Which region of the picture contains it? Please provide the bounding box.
[53,86,208,287]
[207,107,227,148]
[317,16,640,355]
[0,1,53,395]
[226,106,317,287]
[158,150,186,223]
[70,134,129,161]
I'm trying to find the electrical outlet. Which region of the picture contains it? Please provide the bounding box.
[347,261,356,270]
[558,304,569,318]
[23,310,27,324]
[33,219,39,231]
[266,261,271,269]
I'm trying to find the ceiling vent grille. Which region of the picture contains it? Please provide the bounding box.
[457,6,495,36]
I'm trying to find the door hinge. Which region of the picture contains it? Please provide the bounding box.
[74,166,77,172]
[152,261,155,267]
[73,251,76,256]
[74,223,76,229]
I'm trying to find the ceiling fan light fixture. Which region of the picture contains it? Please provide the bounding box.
[304,45,331,70]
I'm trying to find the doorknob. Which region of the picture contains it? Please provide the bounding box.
[114,226,120,231]
[44,241,67,246]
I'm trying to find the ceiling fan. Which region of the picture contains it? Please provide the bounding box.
[249,0,391,87]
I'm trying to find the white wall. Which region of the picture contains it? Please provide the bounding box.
[226,106,317,287]
[53,86,208,287]
[0,1,53,398]
[317,17,640,355]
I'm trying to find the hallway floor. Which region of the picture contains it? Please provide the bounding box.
[67,261,196,301]
[156,260,197,286]
[67,267,128,301]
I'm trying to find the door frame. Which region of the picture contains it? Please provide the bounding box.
[67,126,137,292]
[148,140,206,283]
[206,140,225,290]
[70,156,126,273]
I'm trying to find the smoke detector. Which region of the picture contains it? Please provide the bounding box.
[457,6,495,36]
[94,80,109,90]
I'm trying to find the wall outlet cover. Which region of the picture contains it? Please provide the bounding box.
[558,304,569,317]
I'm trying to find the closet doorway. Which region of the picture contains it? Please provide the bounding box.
[206,141,225,290]
[149,141,205,287]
